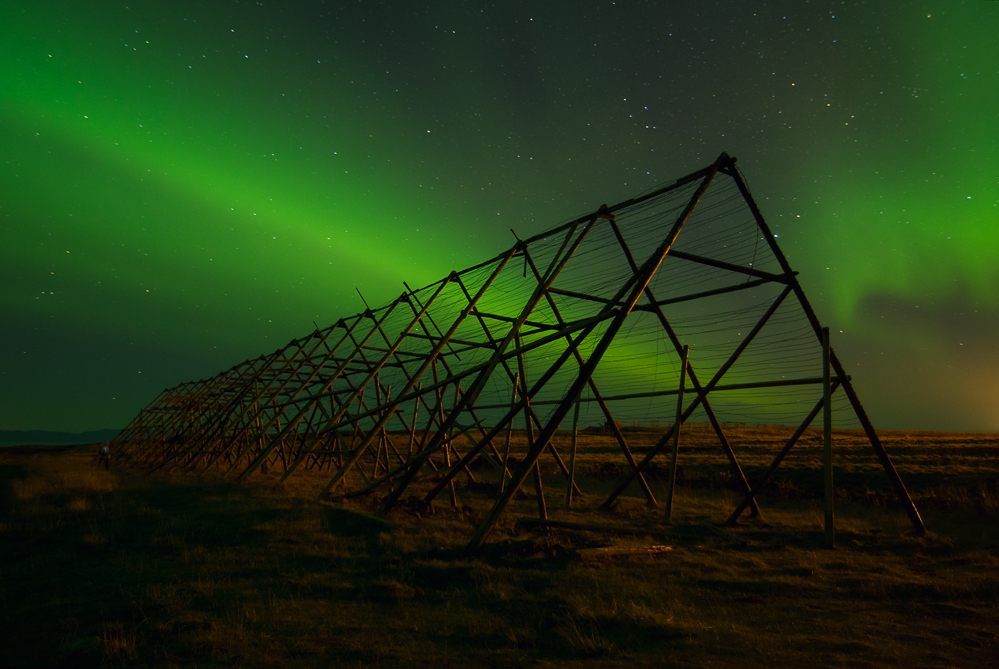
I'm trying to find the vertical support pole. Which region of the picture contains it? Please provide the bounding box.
[524,399,547,521]
[664,345,689,524]
[565,392,581,508]
[499,374,518,496]
[516,344,547,521]
[823,327,835,548]
[384,384,392,440]
[533,462,548,520]
[407,383,421,457]
[447,383,460,508]
[382,385,392,478]
[444,437,458,507]
[268,395,282,473]
[372,383,384,478]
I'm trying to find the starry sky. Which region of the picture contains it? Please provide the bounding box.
[2,0,997,434]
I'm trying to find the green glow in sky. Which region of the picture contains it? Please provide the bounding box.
[2,1,997,433]
[1,0,500,350]
[802,6,999,320]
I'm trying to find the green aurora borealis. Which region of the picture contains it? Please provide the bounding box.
[2,1,997,433]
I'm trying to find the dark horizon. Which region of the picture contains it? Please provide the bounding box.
[0,428,121,447]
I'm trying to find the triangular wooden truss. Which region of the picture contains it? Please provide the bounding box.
[113,153,925,547]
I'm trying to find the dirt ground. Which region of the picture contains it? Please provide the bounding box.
[1,429,997,667]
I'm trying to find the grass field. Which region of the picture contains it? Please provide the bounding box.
[2,427,997,667]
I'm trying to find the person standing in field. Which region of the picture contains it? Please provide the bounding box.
[98,444,110,471]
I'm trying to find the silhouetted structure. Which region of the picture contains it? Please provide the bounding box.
[112,153,924,547]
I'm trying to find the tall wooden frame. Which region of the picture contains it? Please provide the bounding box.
[112,153,925,547]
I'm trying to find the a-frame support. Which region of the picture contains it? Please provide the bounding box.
[110,152,925,547]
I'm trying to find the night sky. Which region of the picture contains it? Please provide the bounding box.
[2,1,997,434]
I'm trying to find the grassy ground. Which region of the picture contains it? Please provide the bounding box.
[2,436,998,668]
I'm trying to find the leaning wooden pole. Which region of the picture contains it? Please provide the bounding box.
[499,374,518,496]
[565,393,581,508]
[664,345,689,525]
[600,284,794,510]
[724,381,841,525]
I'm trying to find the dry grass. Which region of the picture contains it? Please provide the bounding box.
[1,433,998,667]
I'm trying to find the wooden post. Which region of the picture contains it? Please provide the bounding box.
[382,385,392,478]
[499,374,518,496]
[566,392,581,508]
[823,327,835,548]
[371,384,384,478]
[664,346,689,524]
[516,343,547,521]
[448,383,462,507]
[533,462,548,520]
[407,383,421,457]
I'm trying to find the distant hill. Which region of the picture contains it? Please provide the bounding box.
[0,429,120,446]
